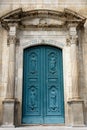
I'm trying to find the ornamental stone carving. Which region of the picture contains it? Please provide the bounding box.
[70,35,78,45]
[66,23,79,46]
[7,36,19,45]
[66,34,78,46]
[0,8,86,30]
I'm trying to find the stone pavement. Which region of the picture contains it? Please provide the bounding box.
[0,126,87,130]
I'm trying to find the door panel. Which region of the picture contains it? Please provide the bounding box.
[44,47,64,123]
[22,47,43,124]
[22,45,64,124]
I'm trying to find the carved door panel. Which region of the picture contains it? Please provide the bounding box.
[44,47,64,123]
[22,46,64,124]
[22,47,43,124]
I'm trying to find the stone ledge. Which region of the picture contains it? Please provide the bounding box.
[2,99,15,103]
[67,98,84,103]
[2,98,19,103]
[0,126,87,129]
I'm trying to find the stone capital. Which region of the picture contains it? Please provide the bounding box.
[66,34,78,46]
[70,35,78,45]
[66,23,79,46]
[8,23,18,36]
[7,35,19,46]
[67,23,78,36]
[7,23,19,46]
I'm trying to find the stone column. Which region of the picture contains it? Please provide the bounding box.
[67,24,84,126]
[2,24,19,127]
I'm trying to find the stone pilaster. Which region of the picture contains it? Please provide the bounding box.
[69,24,79,99]
[6,25,18,99]
[67,24,84,126]
[2,24,19,127]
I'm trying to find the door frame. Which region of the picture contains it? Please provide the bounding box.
[16,39,68,125]
[22,45,65,124]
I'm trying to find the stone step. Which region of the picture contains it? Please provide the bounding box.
[0,126,87,130]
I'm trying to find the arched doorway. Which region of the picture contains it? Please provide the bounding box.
[22,45,64,124]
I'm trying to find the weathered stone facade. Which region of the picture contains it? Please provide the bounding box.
[0,0,87,127]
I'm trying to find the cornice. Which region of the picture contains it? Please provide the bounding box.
[0,8,86,30]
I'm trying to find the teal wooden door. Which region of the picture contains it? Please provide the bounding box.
[22,45,64,124]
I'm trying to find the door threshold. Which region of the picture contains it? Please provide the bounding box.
[21,124,65,127]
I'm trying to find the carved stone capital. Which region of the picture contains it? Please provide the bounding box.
[7,23,19,46]
[66,35,71,46]
[66,34,78,46]
[67,23,78,36]
[7,35,19,46]
[70,35,78,45]
[66,23,79,46]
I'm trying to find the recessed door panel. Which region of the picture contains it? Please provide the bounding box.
[22,45,64,124]
[44,47,64,123]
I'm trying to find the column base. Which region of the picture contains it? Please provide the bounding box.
[68,98,85,126]
[1,124,15,128]
[2,98,19,127]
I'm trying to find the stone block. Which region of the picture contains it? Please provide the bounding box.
[68,99,85,126]
[2,99,20,127]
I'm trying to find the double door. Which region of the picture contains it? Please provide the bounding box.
[22,45,64,124]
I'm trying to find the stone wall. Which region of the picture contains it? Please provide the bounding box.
[0,0,87,126]
[0,25,3,125]
[0,0,87,16]
[0,28,9,124]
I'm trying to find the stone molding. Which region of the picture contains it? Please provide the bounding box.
[22,39,65,49]
[67,98,84,103]
[0,8,86,30]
